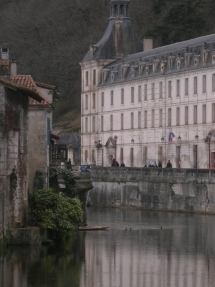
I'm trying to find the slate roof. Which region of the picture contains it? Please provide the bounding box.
[100,33,215,86]
[57,132,80,149]
[0,75,50,106]
[82,18,142,62]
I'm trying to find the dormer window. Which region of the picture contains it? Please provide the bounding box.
[176,56,183,70]
[212,52,215,64]
[168,56,175,70]
[139,62,145,75]
[160,60,166,72]
[153,59,159,73]
[101,69,110,84]
[185,53,192,67]
[194,55,200,66]
[131,65,138,77]
[145,63,151,75]
[121,64,129,79]
[202,50,209,65]
[111,71,118,82]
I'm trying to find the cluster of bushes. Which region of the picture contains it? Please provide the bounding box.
[29,189,83,235]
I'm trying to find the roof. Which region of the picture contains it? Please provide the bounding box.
[0,75,50,107]
[100,33,215,86]
[51,132,59,140]
[82,18,142,62]
[35,81,56,90]
[57,132,80,149]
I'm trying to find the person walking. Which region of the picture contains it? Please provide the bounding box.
[158,161,162,168]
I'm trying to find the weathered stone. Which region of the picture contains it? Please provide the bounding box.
[89,167,215,214]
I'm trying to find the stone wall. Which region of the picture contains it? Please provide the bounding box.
[88,167,215,214]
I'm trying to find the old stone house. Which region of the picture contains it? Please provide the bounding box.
[0,75,44,239]
[28,81,55,192]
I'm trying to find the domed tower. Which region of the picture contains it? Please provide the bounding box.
[80,0,143,165]
[82,0,143,62]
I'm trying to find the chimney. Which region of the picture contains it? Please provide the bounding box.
[10,59,17,75]
[143,38,153,51]
[0,43,10,75]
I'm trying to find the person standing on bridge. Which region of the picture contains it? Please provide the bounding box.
[166,160,172,168]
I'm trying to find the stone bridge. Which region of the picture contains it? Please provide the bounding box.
[87,167,215,214]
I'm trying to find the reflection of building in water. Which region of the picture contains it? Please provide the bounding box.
[80,227,215,287]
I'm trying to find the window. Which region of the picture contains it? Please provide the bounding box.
[194,105,197,124]
[168,108,171,126]
[131,112,134,129]
[168,81,171,98]
[185,78,189,96]
[159,82,162,99]
[185,54,190,67]
[84,150,88,164]
[151,83,155,100]
[120,148,124,164]
[85,94,88,109]
[121,114,124,130]
[85,71,88,86]
[143,146,147,166]
[121,89,124,104]
[92,150,95,164]
[138,111,141,128]
[202,104,206,124]
[212,74,215,92]
[92,93,95,108]
[203,75,206,93]
[92,116,95,132]
[176,79,180,97]
[131,87,134,103]
[110,115,113,131]
[144,84,147,101]
[101,116,104,131]
[138,85,141,102]
[212,104,215,123]
[85,117,88,133]
[151,109,154,127]
[194,77,197,94]
[159,109,162,127]
[130,148,134,167]
[158,146,162,162]
[111,90,113,105]
[93,69,96,85]
[176,107,180,126]
[101,92,104,107]
[144,111,147,128]
[185,106,188,125]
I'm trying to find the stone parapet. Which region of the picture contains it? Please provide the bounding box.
[88,167,215,214]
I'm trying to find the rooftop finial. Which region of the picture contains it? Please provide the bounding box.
[110,0,130,19]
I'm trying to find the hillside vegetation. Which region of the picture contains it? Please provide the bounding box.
[0,0,214,130]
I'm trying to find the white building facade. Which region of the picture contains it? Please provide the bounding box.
[80,0,215,168]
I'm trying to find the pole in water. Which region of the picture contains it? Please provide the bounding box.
[161,225,162,230]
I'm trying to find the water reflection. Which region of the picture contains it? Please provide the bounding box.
[1,208,215,287]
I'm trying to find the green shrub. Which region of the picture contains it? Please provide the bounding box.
[29,189,83,235]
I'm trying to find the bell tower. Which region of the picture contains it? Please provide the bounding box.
[110,0,130,19]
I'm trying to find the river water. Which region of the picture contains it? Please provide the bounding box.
[1,208,215,287]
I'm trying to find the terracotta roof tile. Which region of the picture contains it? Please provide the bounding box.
[0,75,51,107]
